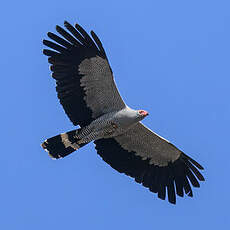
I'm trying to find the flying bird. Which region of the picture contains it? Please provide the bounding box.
[42,21,205,204]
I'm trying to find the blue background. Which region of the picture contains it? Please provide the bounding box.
[1,0,229,229]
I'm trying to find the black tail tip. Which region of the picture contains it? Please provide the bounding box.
[41,140,59,160]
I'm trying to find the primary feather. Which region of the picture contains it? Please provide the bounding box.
[42,21,205,204]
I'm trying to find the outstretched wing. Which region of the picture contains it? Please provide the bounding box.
[43,21,126,127]
[94,122,204,204]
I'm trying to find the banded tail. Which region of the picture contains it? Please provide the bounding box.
[41,129,88,159]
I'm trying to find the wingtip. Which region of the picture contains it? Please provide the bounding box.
[43,39,49,46]
[90,30,97,39]
[56,25,62,32]
[64,20,70,27]
[74,23,80,28]
[199,175,205,181]
[181,152,204,170]
[187,190,193,197]
[195,162,204,170]
[169,200,176,205]
[42,49,49,56]
[199,165,204,170]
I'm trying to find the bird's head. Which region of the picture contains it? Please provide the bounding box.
[137,110,149,118]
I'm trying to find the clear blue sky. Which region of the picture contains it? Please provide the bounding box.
[1,0,229,229]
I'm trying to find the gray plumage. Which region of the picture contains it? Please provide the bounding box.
[79,56,126,118]
[42,21,205,204]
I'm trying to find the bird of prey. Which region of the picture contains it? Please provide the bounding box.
[42,21,204,204]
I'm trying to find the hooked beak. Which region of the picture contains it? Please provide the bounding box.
[139,110,149,116]
[142,111,149,116]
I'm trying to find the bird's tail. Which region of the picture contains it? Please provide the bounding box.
[41,128,89,159]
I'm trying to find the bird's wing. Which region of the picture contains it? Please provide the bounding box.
[94,122,204,204]
[43,21,126,127]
